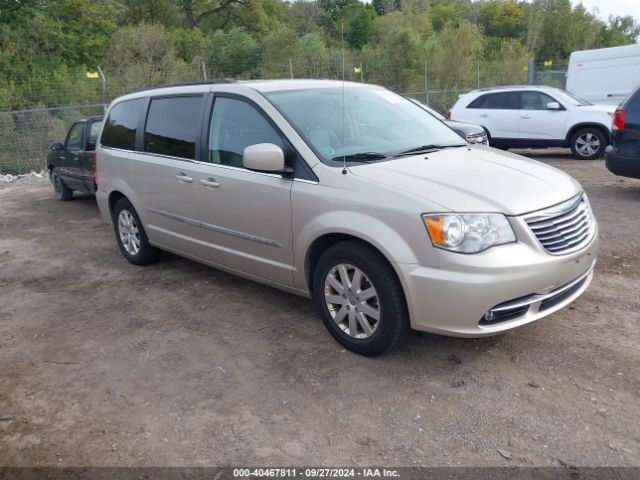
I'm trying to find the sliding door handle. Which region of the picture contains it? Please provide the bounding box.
[175,173,193,183]
[200,178,220,188]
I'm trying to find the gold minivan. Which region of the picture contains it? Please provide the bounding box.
[96,80,598,356]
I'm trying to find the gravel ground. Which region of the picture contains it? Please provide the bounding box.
[0,149,639,467]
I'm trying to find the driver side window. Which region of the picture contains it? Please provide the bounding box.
[208,97,283,168]
[65,122,84,151]
[522,91,557,110]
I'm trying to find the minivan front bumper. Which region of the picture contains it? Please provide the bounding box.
[399,220,598,337]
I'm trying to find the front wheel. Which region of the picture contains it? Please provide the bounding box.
[570,128,606,160]
[112,198,160,265]
[312,241,409,356]
[51,169,73,201]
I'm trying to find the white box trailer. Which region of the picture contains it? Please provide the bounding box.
[566,43,640,105]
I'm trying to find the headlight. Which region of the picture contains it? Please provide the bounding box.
[422,213,516,253]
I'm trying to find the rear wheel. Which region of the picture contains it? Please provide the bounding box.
[312,241,408,356]
[51,169,73,201]
[112,198,160,265]
[570,128,606,160]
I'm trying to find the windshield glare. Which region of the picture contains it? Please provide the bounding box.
[264,87,465,165]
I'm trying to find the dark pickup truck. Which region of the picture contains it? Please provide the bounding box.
[46,116,102,200]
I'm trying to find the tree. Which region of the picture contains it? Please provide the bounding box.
[177,0,251,29]
[108,24,191,90]
[123,0,180,26]
[601,15,640,46]
[207,27,260,77]
[371,0,397,16]
[340,3,376,49]
[298,32,330,77]
[479,0,524,38]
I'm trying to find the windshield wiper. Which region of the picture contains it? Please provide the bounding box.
[393,144,466,157]
[331,152,389,162]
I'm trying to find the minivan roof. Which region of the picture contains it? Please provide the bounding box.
[111,79,378,104]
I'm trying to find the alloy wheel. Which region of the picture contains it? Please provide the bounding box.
[117,209,141,256]
[324,263,380,339]
[575,132,600,157]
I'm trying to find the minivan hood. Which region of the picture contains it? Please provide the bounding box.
[350,147,582,216]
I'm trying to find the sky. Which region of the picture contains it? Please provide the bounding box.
[362,0,640,24]
[572,0,640,23]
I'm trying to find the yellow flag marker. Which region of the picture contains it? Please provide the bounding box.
[353,66,362,74]
[543,60,553,67]
[86,72,99,79]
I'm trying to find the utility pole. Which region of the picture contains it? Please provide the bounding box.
[201,61,208,80]
[96,66,106,112]
[477,60,481,89]
[424,58,429,105]
[528,59,535,85]
[289,58,293,79]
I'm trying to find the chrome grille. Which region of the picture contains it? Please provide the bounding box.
[524,194,595,255]
[466,132,488,145]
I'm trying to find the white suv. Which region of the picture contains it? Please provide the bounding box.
[449,86,616,160]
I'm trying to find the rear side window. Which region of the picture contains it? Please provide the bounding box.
[144,95,203,160]
[469,92,521,110]
[101,98,147,150]
[467,94,489,109]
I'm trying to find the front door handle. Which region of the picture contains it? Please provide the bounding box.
[520,115,531,119]
[175,173,193,183]
[479,113,489,118]
[200,178,220,188]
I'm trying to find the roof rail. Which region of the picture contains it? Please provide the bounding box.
[131,79,236,93]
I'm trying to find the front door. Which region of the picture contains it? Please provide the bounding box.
[189,95,294,286]
[518,91,567,141]
[60,121,85,189]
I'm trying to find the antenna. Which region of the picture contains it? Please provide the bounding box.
[341,22,347,175]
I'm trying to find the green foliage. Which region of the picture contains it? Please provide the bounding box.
[0,0,639,112]
[341,3,376,49]
[207,27,260,78]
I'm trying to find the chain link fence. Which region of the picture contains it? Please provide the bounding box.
[0,58,567,175]
[0,104,104,175]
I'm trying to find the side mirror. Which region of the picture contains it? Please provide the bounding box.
[243,143,285,173]
[546,101,561,110]
[86,138,96,151]
[51,142,63,151]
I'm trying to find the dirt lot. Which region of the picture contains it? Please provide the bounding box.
[1,150,639,467]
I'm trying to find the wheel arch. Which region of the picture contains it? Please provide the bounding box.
[303,231,413,297]
[108,190,126,217]
[566,123,611,145]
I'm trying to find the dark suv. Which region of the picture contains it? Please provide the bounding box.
[605,85,640,179]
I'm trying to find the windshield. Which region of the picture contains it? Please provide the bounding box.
[552,89,591,106]
[408,98,447,120]
[264,86,465,166]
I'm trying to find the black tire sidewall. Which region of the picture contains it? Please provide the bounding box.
[312,242,407,356]
[112,198,157,265]
[571,128,606,160]
[52,170,72,201]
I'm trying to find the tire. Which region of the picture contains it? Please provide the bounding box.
[112,198,160,265]
[51,169,73,201]
[570,127,606,160]
[312,240,409,356]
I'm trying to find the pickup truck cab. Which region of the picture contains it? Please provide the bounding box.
[47,116,102,200]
